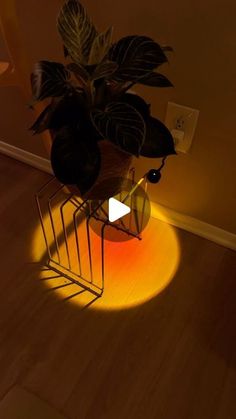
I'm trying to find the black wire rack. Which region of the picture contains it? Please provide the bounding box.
[35,168,148,298]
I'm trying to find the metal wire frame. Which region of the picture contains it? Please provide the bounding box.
[35,170,148,299]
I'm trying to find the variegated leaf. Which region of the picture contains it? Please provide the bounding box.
[108,35,168,82]
[91,102,146,156]
[57,0,97,65]
[140,116,176,157]
[67,62,89,85]
[91,61,118,81]
[88,26,113,65]
[138,72,173,87]
[30,104,53,134]
[162,45,173,52]
[31,61,70,101]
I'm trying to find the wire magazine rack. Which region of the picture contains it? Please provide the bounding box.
[35,168,148,298]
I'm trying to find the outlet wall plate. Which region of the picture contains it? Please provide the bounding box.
[165,102,199,153]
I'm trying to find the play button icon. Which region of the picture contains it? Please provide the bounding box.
[108,197,131,222]
[89,176,151,242]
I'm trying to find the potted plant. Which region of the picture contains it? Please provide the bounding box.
[30,0,176,199]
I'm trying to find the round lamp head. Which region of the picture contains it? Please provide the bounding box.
[147,169,162,184]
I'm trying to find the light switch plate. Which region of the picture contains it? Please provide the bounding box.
[165,102,199,153]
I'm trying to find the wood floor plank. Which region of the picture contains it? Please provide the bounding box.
[0,154,236,419]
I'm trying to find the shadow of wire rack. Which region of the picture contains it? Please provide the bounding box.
[35,168,148,298]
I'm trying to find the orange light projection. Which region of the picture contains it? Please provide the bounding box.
[32,206,180,311]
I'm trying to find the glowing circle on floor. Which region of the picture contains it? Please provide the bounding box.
[32,205,180,311]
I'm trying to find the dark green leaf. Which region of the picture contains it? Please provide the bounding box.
[88,26,113,65]
[108,36,168,82]
[91,61,118,81]
[47,94,102,139]
[48,94,86,131]
[138,72,173,87]
[31,61,70,101]
[67,62,89,85]
[57,0,97,65]
[51,126,101,195]
[105,80,132,97]
[30,104,53,134]
[30,88,103,140]
[91,102,146,156]
[63,45,69,57]
[30,93,88,135]
[140,116,176,158]
[117,93,151,121]
[162,45,173,53]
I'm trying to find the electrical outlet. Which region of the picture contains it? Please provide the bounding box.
[165,102,199,153]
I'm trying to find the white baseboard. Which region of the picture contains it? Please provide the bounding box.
[0,140,235,251]
[151,203,236,251]
[0,140,52,174]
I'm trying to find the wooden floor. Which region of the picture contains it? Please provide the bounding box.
[0,153,236,419]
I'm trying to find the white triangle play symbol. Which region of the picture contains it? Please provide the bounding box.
[108,197,131,222]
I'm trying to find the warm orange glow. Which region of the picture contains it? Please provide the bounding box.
[32,205,180,311]
[0,61,9,75]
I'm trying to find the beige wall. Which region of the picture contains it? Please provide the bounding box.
[1,0,236,233]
